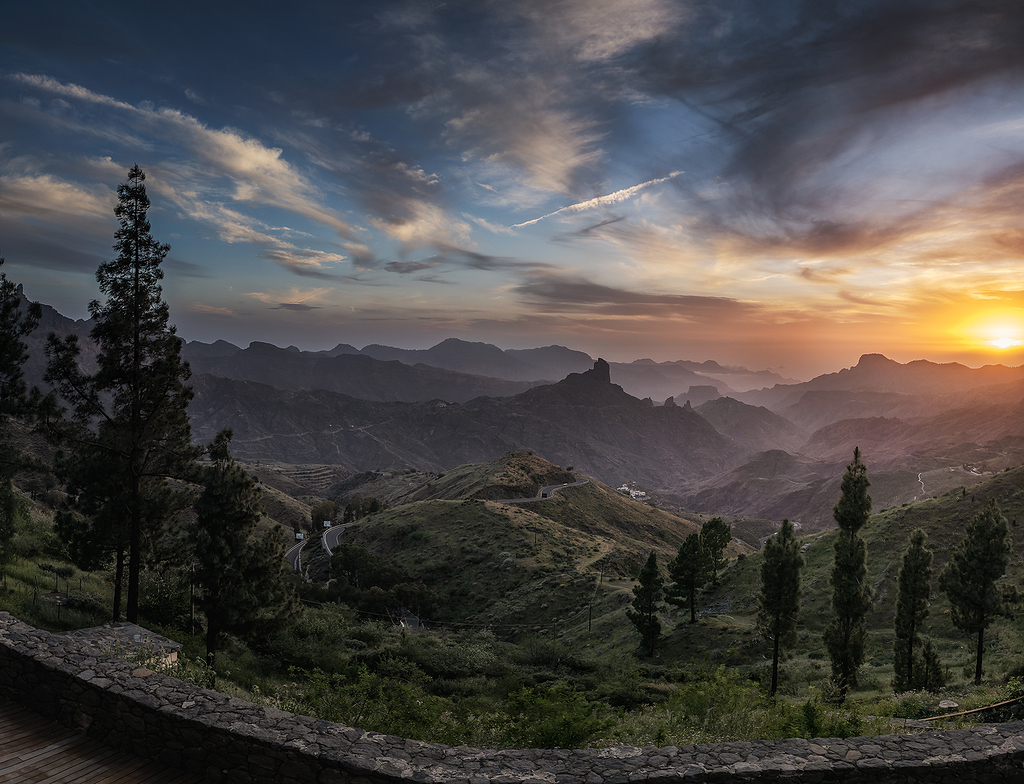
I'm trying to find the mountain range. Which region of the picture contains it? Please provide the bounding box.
[17,287,1024,531]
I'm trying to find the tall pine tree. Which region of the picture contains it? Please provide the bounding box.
[626,552,664,656]
[667,532,711,624]
[823,447,872,700]
[700,517,731,585]
[757,519,803,698]
[892,529,933,692]
[939,500,1012,685]
[0,258,40,582]
[193,430,297,668]
[44,166,198,622]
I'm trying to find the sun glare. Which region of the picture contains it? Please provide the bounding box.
[953,308,1024,353]
[991,337,1021,349]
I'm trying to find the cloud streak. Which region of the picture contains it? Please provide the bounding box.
[511,171,683,228]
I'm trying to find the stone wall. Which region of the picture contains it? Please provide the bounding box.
[2,612,1023,783]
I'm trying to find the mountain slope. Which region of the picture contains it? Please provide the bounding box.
[696,396,807,453]
[331,452,751,625]
[740,353,1024,416]
[359,338,595,382]
[188,360,745,490]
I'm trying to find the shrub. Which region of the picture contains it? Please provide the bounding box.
[500,684,613,748]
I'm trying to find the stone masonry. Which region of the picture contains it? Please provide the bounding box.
[1,612,1023,783]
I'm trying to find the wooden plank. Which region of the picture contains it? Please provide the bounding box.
[0,697,213,783]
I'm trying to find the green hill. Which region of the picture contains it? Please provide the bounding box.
[337,459,746,627]
[676,464,1024,696]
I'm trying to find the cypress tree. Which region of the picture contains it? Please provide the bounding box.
[700,516,731,585]
[823,447,872,700]
[892,529,932,692]
[193,430,297,668]
[626,551,664,656]
[44,166,199,622]
[939,499,1011,685]
[758,519,803,697]
[667,532,710,624]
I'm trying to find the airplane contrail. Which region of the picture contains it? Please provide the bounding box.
[511,171,683,228]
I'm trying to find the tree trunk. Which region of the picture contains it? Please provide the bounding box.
[206,619,219,672]
[906,618,915,689]
[126,479,142,623]
[770,625,781,697]
[112,544,125,622]
[975,622,985,685]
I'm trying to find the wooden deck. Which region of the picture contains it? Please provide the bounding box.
[0,698,212,783]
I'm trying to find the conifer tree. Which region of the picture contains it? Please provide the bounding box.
[892,529,932,692]
[758,519,803,697]
[626,551,664,656]
[0,258,40,582]
[939,500,1012,685]
[700,516,731,585]
[917,638,946,692]
[44,166,199,622]
[823,447,872,700]
[193,430,297,668]
[667,532,711,624]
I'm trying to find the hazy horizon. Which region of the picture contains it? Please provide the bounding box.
[3,1,1024,379]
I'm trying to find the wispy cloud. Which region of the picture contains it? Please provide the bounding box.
[514,273,761,320]
[190,304,238,317]
[511,171,683,227]
[246,287,332,311]
[9,73,360,252]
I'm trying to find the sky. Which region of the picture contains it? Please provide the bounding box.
[2,0,1024,379]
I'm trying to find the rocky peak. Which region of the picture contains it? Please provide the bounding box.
[589,358,611,384]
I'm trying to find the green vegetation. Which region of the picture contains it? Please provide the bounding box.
[192,430,297,668]
[43,166,199,622]
[823,448,873,700]
[893,529,937,692]
[2,453,1024,748]
[939,500,1013,685]
[758,519,802,697]
[0,255,40,587]
[667,533,709,624]
[700,517,731,584]
[626,552,664,656]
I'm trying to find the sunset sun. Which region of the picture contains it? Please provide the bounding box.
[992,337,1022,349]
[953,308,1024,354]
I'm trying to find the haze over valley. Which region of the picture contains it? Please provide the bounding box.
[21,286,1024,533]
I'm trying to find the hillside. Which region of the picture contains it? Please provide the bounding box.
[695,397,807,453]
[332,452,751,627]
[393,450,576,502]
[672,463,1024,689]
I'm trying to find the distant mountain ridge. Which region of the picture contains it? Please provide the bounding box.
[741,353,1024,409]
[188,359,745,490]
[182,336,795,401]
[182,340,538,404]
[16,289,1024,531]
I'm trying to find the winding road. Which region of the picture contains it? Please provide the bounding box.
[286,522,349,571]
[495,478,589,504]
[285,479,586,571]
